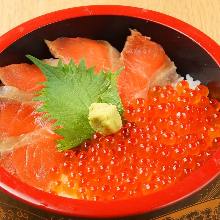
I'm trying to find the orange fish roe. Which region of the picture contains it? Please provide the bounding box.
[47,81,220,201]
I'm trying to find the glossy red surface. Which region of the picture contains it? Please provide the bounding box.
[0,5,220,218]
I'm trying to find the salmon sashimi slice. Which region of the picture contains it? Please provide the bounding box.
[0,86,34,102]
[45,38,121,73]
[0,130,63,189]
[118,30,179,107]
[0,99,42,139]
[0,98,62,188]
[0,125,57,152]
[0,63,46,92]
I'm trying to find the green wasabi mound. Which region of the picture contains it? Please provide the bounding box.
[88,103,122,135]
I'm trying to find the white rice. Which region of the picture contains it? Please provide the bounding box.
[185,74,201,89]
[173,74,201,90]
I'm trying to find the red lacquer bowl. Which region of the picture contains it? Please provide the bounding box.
[0,5,220,218]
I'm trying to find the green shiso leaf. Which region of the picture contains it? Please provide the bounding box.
[27,55,123,151]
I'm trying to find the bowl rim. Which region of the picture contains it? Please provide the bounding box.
[0,5,220,218]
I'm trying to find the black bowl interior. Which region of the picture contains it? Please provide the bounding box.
[0,15,219,84]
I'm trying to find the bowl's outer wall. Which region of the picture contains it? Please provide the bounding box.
[0,176,220,220]
[0,14,220,219]
[0,15,219,84]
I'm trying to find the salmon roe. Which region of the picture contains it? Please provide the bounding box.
[45,81,220,201]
